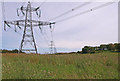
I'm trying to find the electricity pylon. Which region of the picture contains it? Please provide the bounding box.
[4,2,55,54]
[49,41,57,54]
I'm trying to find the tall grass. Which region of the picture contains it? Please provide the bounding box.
[2,51,118,79]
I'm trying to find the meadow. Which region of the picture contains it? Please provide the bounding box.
[2,51,118,79]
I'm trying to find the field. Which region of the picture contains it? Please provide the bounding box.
[2,51,118,79]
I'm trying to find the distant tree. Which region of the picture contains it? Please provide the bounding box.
[117,43,120,52]
[81,43,120,54]
[2,49,8,53]
[114,43,118,51]
[89,47,95,53]
[94,46,99,51]
[12,49,18,53]
[100,44,108,51]
[0,49,2,53]
[2,49,19,53]
[77,51,81,53]
[114,43,120,52]
[82,46,90,54]
[82,48,88,54]
[108,43,115,51]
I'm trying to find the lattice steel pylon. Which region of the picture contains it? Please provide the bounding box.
[49,41,57,54]
[4,2,55,54]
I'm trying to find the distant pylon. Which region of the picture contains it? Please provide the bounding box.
[49,41,57,54]
[49,25,57,54]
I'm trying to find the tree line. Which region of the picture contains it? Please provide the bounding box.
[80,43,120,54]
[1,43,120,54]
[0,49,18,53]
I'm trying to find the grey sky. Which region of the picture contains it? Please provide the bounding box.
[2,2,118,53]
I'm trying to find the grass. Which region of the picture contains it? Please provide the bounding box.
[2,51,118,79]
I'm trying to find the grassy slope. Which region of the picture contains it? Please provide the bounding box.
[2,51,118,79]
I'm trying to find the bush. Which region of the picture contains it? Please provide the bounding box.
[2,49,18,53]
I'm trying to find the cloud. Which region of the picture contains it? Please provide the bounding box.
[55,40,107,49]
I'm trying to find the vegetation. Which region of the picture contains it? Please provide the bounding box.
[1,49,18,53]
[2,51,118,79]
[81,43,120,54]
[1,43,120,55]
[2,43,119,79]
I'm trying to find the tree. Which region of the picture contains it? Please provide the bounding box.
[89,47,95,53]
[108,43,115,51]
[114,43,120,52]
[94,46,99,51]
[117,43,120,52]
[2,49,18,53]
[12,49,18,53]
[2,49,9,53]
[100,44,108,51]
[77,51,81,53]
[82,46,90,54]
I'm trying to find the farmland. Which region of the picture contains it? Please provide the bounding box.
[2,51,118,79]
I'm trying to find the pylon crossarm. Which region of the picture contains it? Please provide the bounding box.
[4,20,23,30]
[4,20,55,27]
[4,20,24,26]
[31,20,55,26]
[19,7,40,12]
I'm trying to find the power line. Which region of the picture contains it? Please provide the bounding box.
[56,2,115,23]
[10,27,22,36]
[34,28,49,45]
[39,0,47,7]
[41,28,50,43]
[34,29,49,53]
[42,27,50,40]
[48,1,94,21]
[36,0,49,42]
[34,29,52,54]
[21,1,26,7]
[2,1,6,21]
[35,0,57,54]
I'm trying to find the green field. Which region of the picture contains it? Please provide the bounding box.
[2,51,118,79]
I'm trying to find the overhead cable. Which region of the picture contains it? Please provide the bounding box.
[48,1,94,21]
[56,2,115,23]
